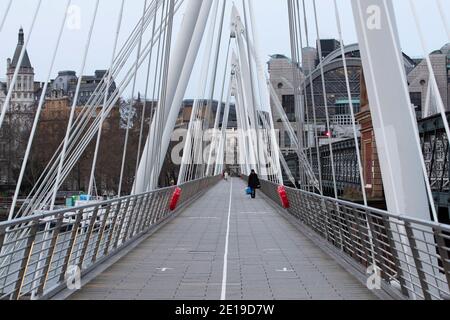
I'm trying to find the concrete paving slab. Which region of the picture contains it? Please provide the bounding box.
[69,178,377,301]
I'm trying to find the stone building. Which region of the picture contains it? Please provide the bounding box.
[268,54,304,156]
[0,28,40,191]
[407,44,450,118]
[355,44,450,203]
[268,41,425,193]
[49,69,117,106]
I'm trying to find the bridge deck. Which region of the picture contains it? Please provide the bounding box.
[69,178,377,300]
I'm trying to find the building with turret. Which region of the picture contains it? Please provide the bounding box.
[0,28,39,190]
[5,28,36,112]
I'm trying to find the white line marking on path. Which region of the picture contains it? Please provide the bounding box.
[276,268,294,273]
[221,178,233,301]
[184,283,241,287]
[157,268,174,272]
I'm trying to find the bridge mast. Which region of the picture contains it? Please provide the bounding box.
[134,0,213,193]
[352,0,440,299]
[351,0,430,221]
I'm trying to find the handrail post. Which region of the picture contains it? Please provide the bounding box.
[403,221,432,300]
[122,197,138,243]
[141,193,154,232]
[341,206,359,262]
[434,228,450,294]
[318,197,330,241]
[103,200,122,256]
[129,195,146,238]
[92,205,111,264]
[378,215,410,298]
[59,212,82,283]
[35,213,64,297]
[11,220,39,300]
[152,192,164,225]
[367,214,394,282]
[135,194,150,234]
[353,211,371,268]
[76,206,99,270]
[114,197,131,249]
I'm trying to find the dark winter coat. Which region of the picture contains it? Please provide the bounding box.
[248,173,260,189]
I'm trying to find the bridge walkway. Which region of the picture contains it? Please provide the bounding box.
[69,178,377,300]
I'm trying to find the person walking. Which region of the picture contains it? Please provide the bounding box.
[247,170,260,199]
[224,171,229,181]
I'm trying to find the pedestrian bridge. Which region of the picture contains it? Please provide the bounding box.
[1,176,449,300]
[68,178,377,300]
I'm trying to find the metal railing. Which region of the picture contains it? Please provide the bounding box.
[0,176,220,300]
[259,179,450,300]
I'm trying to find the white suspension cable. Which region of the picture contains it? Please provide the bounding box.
[18,0,170,215]
[46,0,162,177]
[260,114,296,186]
[153,0,173,188]
[154,0,175,189]
[118,0,148,197]
[268,81,320,192]
[18,0,178,219]
[302,0,323,192]
[0,0,12,33]
[333,0,368,206]
[135,0,159,184]
[205,0,228,176]
[242,0,261,174]
[211,37,232,176]
[233,75,251,175]
[88,0,126,197]
[396,0,441,222]
[247,0,283,184]
[312,0,338,199]
[148,0,170,190]
[184,0,220,182]
[296,0,313,190]
[25,3,73,294]
[234,64,258,173]
[144,1,165,191]
[215,72,234,176]
[50,0,100,210]
[288,0,307,188]
[241,25,320,191]
[7,0,72,221]
[436,0,450,40]
[333,0,377,270]
[64,0,163,145]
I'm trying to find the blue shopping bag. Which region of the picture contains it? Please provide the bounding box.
[245,187,252,195]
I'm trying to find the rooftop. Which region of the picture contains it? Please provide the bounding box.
[10,28,33,70]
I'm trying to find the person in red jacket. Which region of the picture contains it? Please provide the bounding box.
[247,170,260,199]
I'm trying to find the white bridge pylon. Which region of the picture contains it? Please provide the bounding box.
[135,0,289,193]
[2,0,445,228]
[1,0,450,301]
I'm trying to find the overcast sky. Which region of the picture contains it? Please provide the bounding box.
[0,0,449,100]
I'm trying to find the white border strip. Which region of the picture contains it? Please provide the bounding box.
[221,179,233,300]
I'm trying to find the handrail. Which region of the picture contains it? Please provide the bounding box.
[0,177,207,229]
[284,183,450,234]
[0,176,221,300]
[256,178,450,300]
